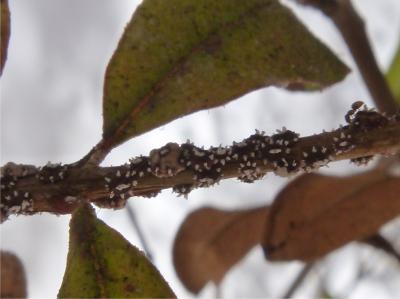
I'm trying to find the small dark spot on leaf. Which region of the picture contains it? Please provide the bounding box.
[125,283,136,293]
[286,82,305,91]
[202,36,222,55]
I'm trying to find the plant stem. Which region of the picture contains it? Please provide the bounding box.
[296,0,398,114]
[1,116,399,221]
[125,203,153,260]
[362,233,400,264]
[75,139,110,169]
[283,262,315,299]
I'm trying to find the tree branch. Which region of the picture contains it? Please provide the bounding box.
[125,204,154,260]
[283,262,315,299]
[296,0,398,114]
[1,103,399,222]
[362,233,400,264]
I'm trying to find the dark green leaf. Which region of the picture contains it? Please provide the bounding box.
[103,0,349,147]
[58,203,176,298]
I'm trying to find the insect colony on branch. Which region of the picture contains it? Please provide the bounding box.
[1,102,398,218]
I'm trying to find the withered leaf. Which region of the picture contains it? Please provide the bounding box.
[1,0,10,75]
[173,206,269,293]
[262,170,400,261]
[0,251,27,298]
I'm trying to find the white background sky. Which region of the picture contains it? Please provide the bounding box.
[1,0,400,298]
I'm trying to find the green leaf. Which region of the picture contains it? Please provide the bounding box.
[1,0,10,76]
[103,0,349,147]
[386,42,400,103]
[58,203,176,298]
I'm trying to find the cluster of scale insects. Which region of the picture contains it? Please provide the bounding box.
[0,162,70,220]
[2,102,396,215]
[345,101,395,165]
[101,101,396,207]
[0,163,36,220]
[98,156,161,209]
[0,174,34,220]
[101,126,341,207]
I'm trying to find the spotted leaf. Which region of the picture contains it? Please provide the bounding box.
[58,203,176,298]
[103,0,349,148]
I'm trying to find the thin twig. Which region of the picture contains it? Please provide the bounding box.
[215,283,223,299]
[362,233,400,264]
[125,203,153,260]
[296,0,398,114]
[283,262,315,299]
[75,140,109,169]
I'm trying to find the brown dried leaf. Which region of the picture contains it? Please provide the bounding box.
[1,0,10,75]
[173,206,269,293]
[262,170,400,261]
[0,251,27,298]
